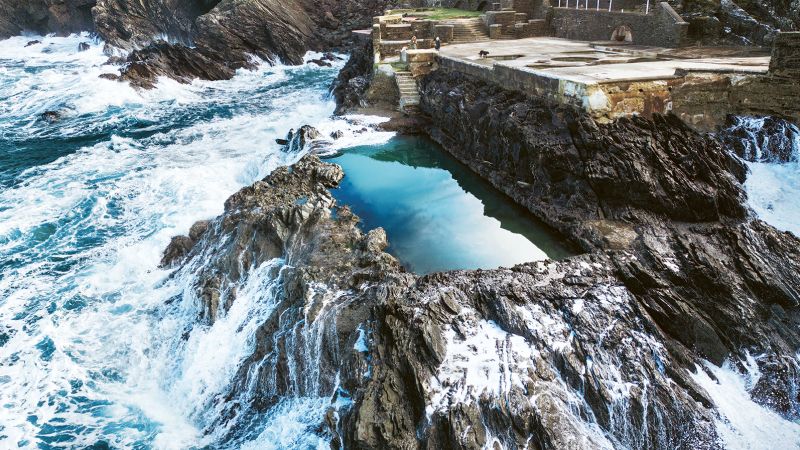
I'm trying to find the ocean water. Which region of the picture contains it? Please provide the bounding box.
[0,33,570,449]
[0,33,380,449]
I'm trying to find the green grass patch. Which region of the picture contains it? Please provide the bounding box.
[389,62,409,72]
[386,8,483,21]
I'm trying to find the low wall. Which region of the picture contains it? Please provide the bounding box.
[515,19,548,37]
[486,10,517,35]
[550,2,688,47]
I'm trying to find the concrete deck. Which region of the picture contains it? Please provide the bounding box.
[434,37,772,122]
[439,38,770,85]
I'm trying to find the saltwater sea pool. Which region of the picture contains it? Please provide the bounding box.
[330,135,574,274]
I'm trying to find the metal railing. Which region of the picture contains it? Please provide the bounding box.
[555,0,651,13]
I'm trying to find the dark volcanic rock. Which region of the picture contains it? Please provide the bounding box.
[163,105,800,448]
[25,40,42,47]
[40,110,62,123]
[119,42,234,89]
[717,114,800,162]
[77,41,90,51]
[92,0,396,86]
[414,69,800,442]
[0,0,96,38]
[92,0,216,50]
[309,58,332,67]
[330,38,374,114]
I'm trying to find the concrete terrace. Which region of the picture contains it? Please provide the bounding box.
[436,37,773,123]
[440,38,770,83]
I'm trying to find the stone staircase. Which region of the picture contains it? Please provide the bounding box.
[445,18,490,43]
[395,71,421,114]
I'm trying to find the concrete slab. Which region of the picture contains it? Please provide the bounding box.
[439,37,770,85]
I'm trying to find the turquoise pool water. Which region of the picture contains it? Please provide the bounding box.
[330,135,574,274]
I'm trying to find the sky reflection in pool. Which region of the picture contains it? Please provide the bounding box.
[330,135,574,274]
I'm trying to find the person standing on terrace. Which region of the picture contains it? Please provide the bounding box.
[410,35,418,50]
[434,36,441,51]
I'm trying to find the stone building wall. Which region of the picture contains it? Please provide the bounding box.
[550,2,688,47]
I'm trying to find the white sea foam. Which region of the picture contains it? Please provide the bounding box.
[745,161,800,236]
[0,35,385,448]
[692,358,800,450]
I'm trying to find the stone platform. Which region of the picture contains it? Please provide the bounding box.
[436,37,780,128]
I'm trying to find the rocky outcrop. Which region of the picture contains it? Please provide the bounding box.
[164,103,800,448]
[93,0,399,86]
[192,0,316,67]
[414,69,800,444]
[92,0,218,50]
[681,0,800,45]
[119,42,234,89]
[331,38,374,114]
[0,0,95,38]
[716,115,800,163]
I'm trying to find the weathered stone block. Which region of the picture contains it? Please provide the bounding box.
[384,24,412,40]
[434,24,454,42]
[407,49,437,63]
[489,24,504,39]
[411,20,434,39]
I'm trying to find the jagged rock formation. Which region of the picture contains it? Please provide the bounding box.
[331,38,375,114]
[0,0,405,86]
[118,42,234,88]
[95,0,398,86]
[716,115,800,163]
[0,0,96,38]
[681,0,799,44]
[163,87,800,448]
[92,0,220,49]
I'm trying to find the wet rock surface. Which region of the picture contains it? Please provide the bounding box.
[93,0,395,87]
[164,87,800,448]
[331,38,375,114]
[0,0,96,38]
[716,115,800,162]
[119,42,234,89]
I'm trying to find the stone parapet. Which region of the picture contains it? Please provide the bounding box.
[383,23,412,40]
[412,20,435,39]
[408,49,439,77]
[489,24,504,39]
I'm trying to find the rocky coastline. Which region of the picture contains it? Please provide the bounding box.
[158,61,800,447]
[4,1,800,446]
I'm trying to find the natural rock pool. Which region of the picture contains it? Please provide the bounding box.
[329,135,574,273]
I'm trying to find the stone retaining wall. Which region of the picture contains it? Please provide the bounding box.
[769,32,800,79]
[550,2,688,47]
[486,10,517,35]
